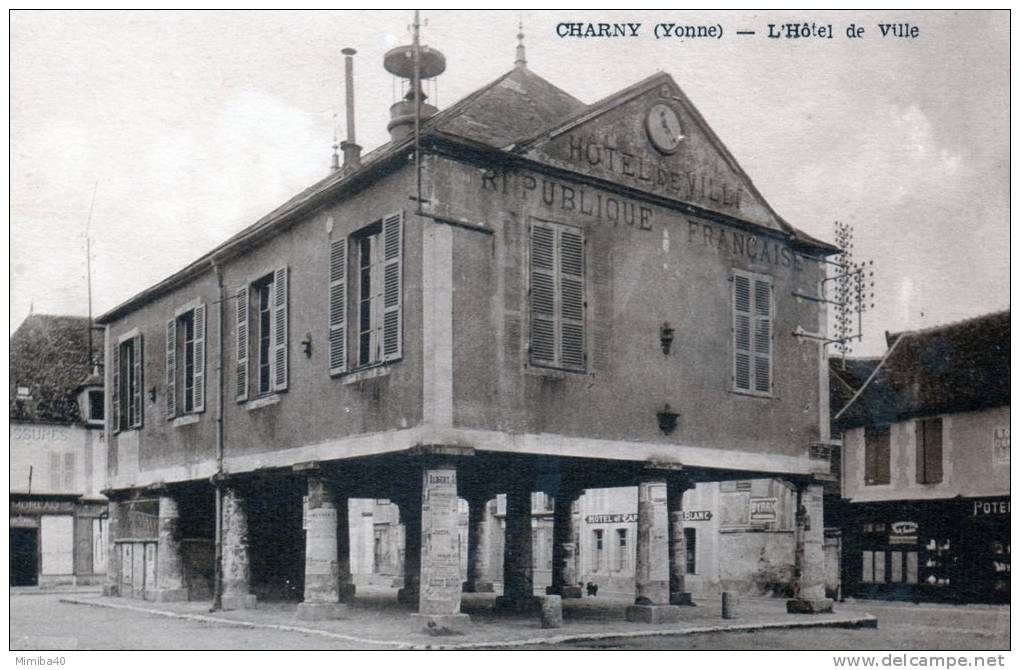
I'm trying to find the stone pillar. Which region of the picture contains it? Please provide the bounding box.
[547,488,582,598]
[494,483,537,612]
[150,493,188,602]
[296,475,346,620]
[396,488,422,606]
[335,494,356,601]
[667,478,694,606]
[626,476,680,623]
[787,482,834,613]
[412,464,470,634]
[220,486,257,610]
[102,501,122,597]
[464,493,494,592]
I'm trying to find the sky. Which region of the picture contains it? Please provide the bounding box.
[9,10,1010,355]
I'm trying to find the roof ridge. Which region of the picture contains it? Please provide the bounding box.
[887,308,1010,343]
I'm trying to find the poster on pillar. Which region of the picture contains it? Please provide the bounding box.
[420,468,462,615]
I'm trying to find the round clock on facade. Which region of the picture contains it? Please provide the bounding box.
[646,102,685,154]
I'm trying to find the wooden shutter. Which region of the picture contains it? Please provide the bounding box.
[530,223,556,365]
[753,278,773,393]
[329,238,348,375]
[192,304,206,412]
[866,425,891,485]
[916,418,943,484]
[235,286,249,402]
[272,266,289,391]
[381,211,403,362]
[165,318,176,419]
[559,227,585,370]
[112,341,121,433]
[733,274,752,391]
[131,335,143,429]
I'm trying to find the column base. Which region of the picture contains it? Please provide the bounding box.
[102,584,120,597]
[546,585,583,599]
[670,591,695,606]
[625,604,682,624]
[464,580,495,593]
[338,582,357,602]
[493,595,541,614]
[411,613,470,636]
[145,588,189,603]
[786,597,834,614]
[221,593,257,610]
[296,601,348,620]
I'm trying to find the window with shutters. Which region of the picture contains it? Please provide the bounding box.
[113,333,143,432]
[916,417,943,484]
[529,220,586,372]
[165,302,206,419]
[328,212,403,375]
[235,267,288,401]
[732,270,773,396]
[864,424,891,486]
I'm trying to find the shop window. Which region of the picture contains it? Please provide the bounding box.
[592,529,604,571]
[327,212,404,375]
[915,417,943,484]
[112,332,143,431]
[685,527,697,574]
[732,270,773,395]
[864,425,890,485]
[166,303,207,418]
[235,268,288,401]
[530,220,586,372]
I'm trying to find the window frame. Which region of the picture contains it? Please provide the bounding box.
[731,269,774,397]
[864,424,892,486]
[114,328,143,432]
[528,217,588,373]
[235,267,288,403]
[167,299,207,419]
[915,417,944,485]
[86,389,105,426]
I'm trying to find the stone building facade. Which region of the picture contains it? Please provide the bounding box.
[96,37,838,629]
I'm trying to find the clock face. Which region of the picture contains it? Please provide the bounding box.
[646,103,685,154]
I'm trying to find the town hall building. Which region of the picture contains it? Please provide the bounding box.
[96,32,839,632]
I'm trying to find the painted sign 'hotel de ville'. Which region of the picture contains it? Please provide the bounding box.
[96,24,838,633]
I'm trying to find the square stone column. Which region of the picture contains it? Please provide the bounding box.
[787,482,834,614]
[220,485,257,610]
[149,493,188,602]
[102,501,122,597]
[335,494,356,602]
[396,488,422,606]
[626,476,681,623]
[463,492,494,593]
[547,488,583,598]
[494,483,538,613]
[411,464,470,634]
[296,475,347,620]
[667,478,694,606]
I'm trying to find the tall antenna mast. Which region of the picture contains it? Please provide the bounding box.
[84,182,99,370]
[412,10,423,215]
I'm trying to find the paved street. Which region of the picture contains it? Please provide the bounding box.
[9,591,1008,651]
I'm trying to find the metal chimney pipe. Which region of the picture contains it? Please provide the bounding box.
[340,47,362,170]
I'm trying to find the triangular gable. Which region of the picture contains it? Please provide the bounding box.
[518,73,788,232]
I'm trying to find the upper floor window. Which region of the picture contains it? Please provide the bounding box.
[86,389,104,425]
[864,424,891,485]
[112,332,143,431]
[915,417,943,484]
[235,268,288,402]
[733,270,772,395]
[328,212,404,375]
[529,220,586,372]
[166,302,207,418]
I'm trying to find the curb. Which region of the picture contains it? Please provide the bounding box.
[59,597,878,650]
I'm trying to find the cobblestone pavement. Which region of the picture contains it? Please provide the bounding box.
[12,587,877,650]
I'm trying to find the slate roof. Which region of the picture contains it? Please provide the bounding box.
[10,314,102,425]
[98,62,836,324]
[833,310,1010,429]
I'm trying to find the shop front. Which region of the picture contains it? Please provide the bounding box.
[845,496,1010,603]
[9,494,108,587]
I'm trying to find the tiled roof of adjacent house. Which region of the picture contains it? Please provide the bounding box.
[10,314,102,424]
[833,310,1010,428]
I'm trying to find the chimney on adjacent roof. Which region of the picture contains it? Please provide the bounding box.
[515,21,527,68]
[340,47,362,171]
[383,43,446,142]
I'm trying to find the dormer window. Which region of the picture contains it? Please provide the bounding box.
[87,389,104,425]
